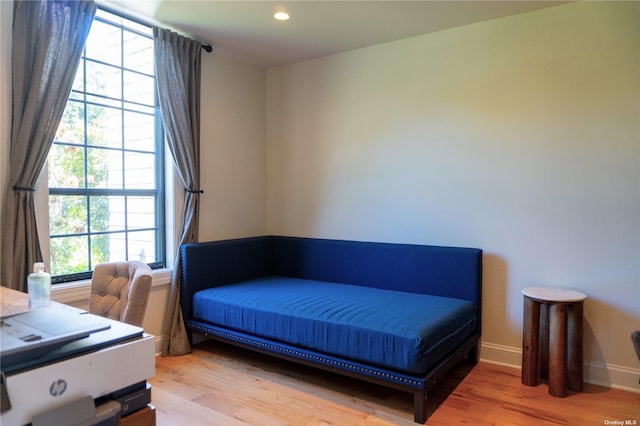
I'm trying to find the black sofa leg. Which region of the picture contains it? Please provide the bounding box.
[467,342,480,365]
[413,389,427,424]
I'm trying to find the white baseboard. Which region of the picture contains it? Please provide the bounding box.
[154,335,164,355]
[480,342,523,367]
[480,342,640,393]
[584,361,640,392]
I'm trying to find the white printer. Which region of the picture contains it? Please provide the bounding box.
[1,306,155,426]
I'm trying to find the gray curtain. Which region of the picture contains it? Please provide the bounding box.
[153,27,202,356]
[0,0,96,291]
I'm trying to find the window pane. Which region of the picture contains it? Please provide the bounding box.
[123,31,153,75]
[123,101,156,115]
[49,195,88,235]
[124,152,155,189]
[124,20,152,37]
[127,196,155,229]
[50,236,89,275]
[87,147,117,188]
[86,93,121,109]
[87,104,122,148]
[86,60,121,100]
[124,111,154,151]
[71,65,84,94]
[48,144,85,188]
[90,196,125,232]
[90,234,110,265]
[91,233,126,264]
[56,100,85,144]
[124,71,154,106]
[85,20,121,66]
[128,230,156,263]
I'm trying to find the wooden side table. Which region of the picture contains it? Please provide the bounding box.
[521,287,587,397]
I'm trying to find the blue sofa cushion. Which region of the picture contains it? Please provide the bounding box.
[193,276,477,374]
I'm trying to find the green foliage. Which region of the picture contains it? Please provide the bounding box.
[50,236,88,275]
[49,85,112,275]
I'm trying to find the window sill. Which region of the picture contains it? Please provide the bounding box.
[51,268,173,305]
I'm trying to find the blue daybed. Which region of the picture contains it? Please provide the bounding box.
[180,236,482,423]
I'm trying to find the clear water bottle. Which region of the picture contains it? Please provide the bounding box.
[28,262,51,309]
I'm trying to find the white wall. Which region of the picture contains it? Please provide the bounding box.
[266,1,640,390]
[198,49,267,241]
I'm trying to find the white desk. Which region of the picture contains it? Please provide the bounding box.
[1,287,155,426]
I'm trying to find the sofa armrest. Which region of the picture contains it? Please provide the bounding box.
[180,236,273,320]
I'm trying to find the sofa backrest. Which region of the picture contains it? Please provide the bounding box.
[272,236,482,305]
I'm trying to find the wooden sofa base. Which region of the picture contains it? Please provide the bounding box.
[188,323,479,424]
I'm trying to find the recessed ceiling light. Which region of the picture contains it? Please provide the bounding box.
[274,11,290,21]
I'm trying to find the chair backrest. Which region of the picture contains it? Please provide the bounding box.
[89,261,152,327]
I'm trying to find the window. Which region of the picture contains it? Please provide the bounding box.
[48,9,164,283]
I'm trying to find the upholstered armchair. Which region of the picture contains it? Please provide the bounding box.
[89,261,152,327]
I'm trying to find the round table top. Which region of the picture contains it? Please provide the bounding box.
[522,286,587,302]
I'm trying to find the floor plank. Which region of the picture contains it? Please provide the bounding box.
[148,340,639,425]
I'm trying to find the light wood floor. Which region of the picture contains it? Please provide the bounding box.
[148,340,639,425]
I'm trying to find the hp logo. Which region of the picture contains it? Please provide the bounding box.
[49,379,67,397]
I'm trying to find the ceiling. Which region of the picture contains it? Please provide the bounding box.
[100,1,566,68]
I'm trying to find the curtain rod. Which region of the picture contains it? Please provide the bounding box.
[96,2,213,53]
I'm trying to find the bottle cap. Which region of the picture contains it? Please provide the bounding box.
[34,262,45,273]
